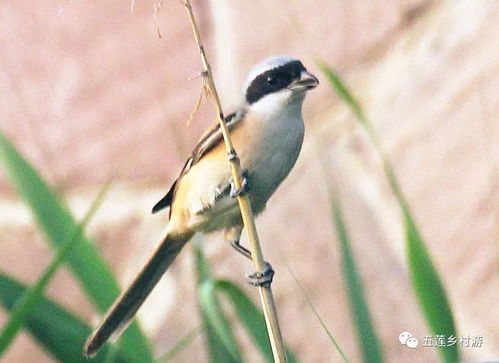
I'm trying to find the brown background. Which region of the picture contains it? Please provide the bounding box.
[0,0,498,362]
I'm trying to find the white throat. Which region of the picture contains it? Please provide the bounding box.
[248,90,306,122]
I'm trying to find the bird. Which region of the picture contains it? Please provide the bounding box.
[84,55,319,357]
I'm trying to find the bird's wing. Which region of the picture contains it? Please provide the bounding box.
[152,111,243,215]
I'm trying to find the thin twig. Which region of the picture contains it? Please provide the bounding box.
[285,263,350,363]
[186,86,205,127]
[181,1,287,362]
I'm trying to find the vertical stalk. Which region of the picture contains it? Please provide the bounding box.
[182,1,287,362]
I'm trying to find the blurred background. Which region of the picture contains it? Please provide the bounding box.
[0,0,498,362]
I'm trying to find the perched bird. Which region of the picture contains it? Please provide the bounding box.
[84,56,318,357]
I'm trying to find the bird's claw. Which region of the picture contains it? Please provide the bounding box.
[230,169,250,198]
[246,262,274,287]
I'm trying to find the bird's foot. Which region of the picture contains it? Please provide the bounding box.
[230,169,250,198]
[246,262,274,287]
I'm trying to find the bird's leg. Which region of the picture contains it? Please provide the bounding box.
[224,227,274,287]
[225,226,250,259]
[231,239,252,260]
[229,169,251,198]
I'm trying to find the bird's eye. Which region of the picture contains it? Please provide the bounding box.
[266,75,277,85]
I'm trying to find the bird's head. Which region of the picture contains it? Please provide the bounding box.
[242,56,319,114]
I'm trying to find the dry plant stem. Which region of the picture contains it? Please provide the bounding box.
[182,1,287,362]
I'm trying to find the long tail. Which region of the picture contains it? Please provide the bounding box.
[84,229,192,357]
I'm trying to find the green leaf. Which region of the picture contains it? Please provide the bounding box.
[331,196,383,363]
[194,241,241,363]
[405,211,459,363]
[0,182,110,356]
[193,241,298,363]
[318,62,372,134]
[199,281,242,362]
[0,273,128,362]
[319,62,459,363]
[205,280,298,363]
[0,132,153,361]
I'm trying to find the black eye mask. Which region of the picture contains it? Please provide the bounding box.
[245,60,305,104]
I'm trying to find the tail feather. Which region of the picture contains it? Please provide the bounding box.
[84,231,192,357]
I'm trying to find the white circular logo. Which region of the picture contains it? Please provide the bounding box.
[399,332,412,345]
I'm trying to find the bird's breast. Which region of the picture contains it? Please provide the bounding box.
[234,112,305,213]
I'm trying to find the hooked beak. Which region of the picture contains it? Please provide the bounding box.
[290,70,319,91]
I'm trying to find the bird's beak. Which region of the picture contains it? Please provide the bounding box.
[290,70,319,90]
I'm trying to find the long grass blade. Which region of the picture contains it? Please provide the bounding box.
[157,326,202,362]
[199,280,243,361]
[405,211,459,362]
[193,240,241,363]
[205,279,298,363]
[0,182,110,356]
[286,264,349,363]
[331,195,383,363]
[319,62,459,362]
[0,273,125,362]
[0,132,153,361]
[318,63,371,134]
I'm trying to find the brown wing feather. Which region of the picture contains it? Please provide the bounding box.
[151,111,243,214]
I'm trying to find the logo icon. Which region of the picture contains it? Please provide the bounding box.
[399,332,419,349]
